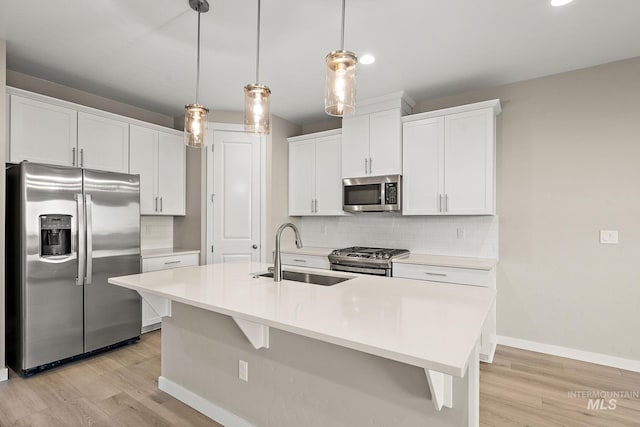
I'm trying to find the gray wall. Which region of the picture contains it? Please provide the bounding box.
[163,302,470,427]
[7,71,174,127]
[1,39,6,371]
[414,57,640,361]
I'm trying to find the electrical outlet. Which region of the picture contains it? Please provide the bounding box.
[239,360,248,382]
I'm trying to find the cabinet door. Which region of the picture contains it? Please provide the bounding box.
[402,117,445,215]
[77,112,130,173]
[129,125,159,215]
[341,114,370,178]
[444,108,495,214]
[288,139,316,215]
[314,134,344,215]
[10,95,77,166]
[369,109,402,176]
[157,131,186,215]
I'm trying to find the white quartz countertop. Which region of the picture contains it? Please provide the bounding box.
[393,254,497,270]
[109,262,495,377]
[140,248,201,259]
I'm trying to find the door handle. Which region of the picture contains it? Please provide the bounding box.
[76,194,85,286]
[85,194,93,284]
[252,244,258,249]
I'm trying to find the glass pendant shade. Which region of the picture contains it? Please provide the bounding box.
[184,103,209,147]
[325,50,357,117]
[244,84,271,134]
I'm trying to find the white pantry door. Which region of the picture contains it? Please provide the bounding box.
[209,130,262,264]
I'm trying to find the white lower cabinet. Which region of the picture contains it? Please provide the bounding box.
[280,253,330,270]
[140,253,199,333]
[393,262,497,363]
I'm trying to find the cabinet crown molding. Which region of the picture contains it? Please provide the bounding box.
[403,99,501,124]
[351,91,415,116]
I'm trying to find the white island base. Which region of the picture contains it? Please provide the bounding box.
[108,262,493,427]
[160,302,478,427]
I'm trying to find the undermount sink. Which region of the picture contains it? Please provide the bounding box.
[256,270,352,286]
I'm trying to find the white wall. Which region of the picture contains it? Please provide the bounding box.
[414,57,640,361]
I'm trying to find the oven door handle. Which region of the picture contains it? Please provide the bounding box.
[330,264,389,276]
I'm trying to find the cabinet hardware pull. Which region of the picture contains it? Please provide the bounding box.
[315,199,318,213]
[160,197,163,212]
[80,148,84,167]
[445,194,449,212]
[364,158,368,174]
[369,157,372,174]
[252,244,258,249]
[155,197,158,212]
[438,194,442,212]
[425,272,447,277]
[72,147,76,166]
[293,259,307,263]
[311,199,315,213]
[164,261,181,265]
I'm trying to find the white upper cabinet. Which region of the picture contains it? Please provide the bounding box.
[9,94,77,166]
[77,112,130,173]
[288,129,344,216]
[130,124,185,216]
[402,100,501,215]
[129,125,158,214]
[341,92,414,178]
[157,132,186,216]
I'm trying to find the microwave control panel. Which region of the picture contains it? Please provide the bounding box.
[385,182,398,204]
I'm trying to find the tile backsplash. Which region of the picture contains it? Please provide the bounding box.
[301,214,498,258]
[140,216,174,250]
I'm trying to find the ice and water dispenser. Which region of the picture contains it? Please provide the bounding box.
[40,215,71,256]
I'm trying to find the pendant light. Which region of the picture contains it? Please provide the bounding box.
[184,0,210,148]
[325,0,357,117]
[244,0,271,134]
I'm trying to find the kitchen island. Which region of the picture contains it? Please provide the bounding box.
[109,262,495,427]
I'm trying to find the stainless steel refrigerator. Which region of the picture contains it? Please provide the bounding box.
[6,162,142,375]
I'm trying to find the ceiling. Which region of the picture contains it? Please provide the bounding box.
[1,0,640,126]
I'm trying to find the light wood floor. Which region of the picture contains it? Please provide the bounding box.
[0,331,221,427]
[1,332,638,426]
[480,346,640,426]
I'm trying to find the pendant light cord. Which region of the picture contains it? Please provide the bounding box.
[340,0,346,50]
[255,0,261,84]
[196,6,202,105]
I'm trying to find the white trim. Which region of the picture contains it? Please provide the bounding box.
[159,376,255,427]
[0,368,8,382]
[402,99,502,123]
[209,122,244,132]
[260,134,266,263]
[287,128,341,143]
[497,335,640,373]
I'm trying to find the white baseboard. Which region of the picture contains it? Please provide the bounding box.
[158,376,254,427]
[497,335,640,373]
[0,368,8,382]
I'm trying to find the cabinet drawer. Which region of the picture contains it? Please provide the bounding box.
[280,253,330,270]
[142,253,199,272]
[393,263,491,287]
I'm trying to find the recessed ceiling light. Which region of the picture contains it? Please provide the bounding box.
[360,54,376,65]
[550,0,574,6]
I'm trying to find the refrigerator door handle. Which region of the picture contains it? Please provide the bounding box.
[85,194,93,285]
[76,194,86,286]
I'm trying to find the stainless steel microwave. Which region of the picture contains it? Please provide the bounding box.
[343,174,402,212]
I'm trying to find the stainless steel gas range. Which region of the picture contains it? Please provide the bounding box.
[328,246,410,277]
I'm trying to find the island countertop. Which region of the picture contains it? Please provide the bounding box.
[109,262,495,377]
